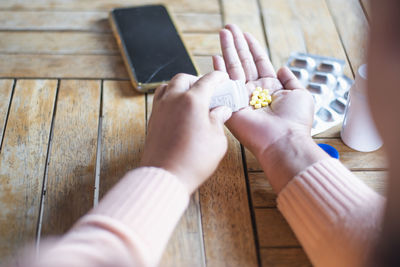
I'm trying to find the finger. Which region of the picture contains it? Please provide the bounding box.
[210,106,232,125]
[153,83,168,101]
[220,29,246,81]
[212,55,227,72]
[168,73,199,94]
[243,32,276,78]
[277,67,304,90]
[225,24,258,81]
[190,71,229,103]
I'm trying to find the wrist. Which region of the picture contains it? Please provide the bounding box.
[258,131,329,193]
[139,160,197,195]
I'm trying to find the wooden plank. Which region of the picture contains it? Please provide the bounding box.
[0,11,110,32]
[246,139,387,172]
[184,33,220,56]
[259,0,352,76]
[160,192,205,267]
[259,0,307,69]
[249,170,387,208]
[292,0,352,77]
[249,172,276,208]
[199,131,258,267]
[0,79,57,262]
[99,80,146,197]
[193,56,213,75]
[0,11,222,33]
[354,171,387,196]
[0,32,119,55]
[0,32,219,56]
[0,79,14,146]
[255,208,300,247]
[174,13,222,33]
[41,80,100,236]
[0,54,211,79]
[0,0,220,13]
[260,248,311,267]
[326,0,369,72]
[0,54,128,79]
[145,91,205,266]
[221,0,266,48]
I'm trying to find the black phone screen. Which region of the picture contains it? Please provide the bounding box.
[111,5,198,85]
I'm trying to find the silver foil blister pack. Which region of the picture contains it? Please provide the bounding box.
[287,52,353,135]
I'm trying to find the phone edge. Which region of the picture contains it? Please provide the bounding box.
[109,4,200,93]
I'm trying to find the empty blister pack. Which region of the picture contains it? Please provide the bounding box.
[287,52,353,136]
[209,79,249,112]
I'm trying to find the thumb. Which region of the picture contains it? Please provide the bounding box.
[210,106,233,125]
[277,66,304,90]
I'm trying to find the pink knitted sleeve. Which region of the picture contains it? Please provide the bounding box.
[30,167,190,267]
[277,158,385,267]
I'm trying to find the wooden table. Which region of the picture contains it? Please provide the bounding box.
[0,0,386,266]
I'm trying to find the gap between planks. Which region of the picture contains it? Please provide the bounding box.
[35,79,60,249]
[0,79,16,154]
[93,80,104,206]
[239,144,262,267]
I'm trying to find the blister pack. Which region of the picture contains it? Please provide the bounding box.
[209,79,249,112]
[286,52,353,135]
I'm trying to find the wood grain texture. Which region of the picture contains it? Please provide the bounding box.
[199,131,258,267]
[0,32,119,55]
[0,32,219,56]
[41,80,100,236]
[183,33,220,56]
[221,0,266,48]
[249,170,387,208]
[255,208,300,247]
[99,80,146,197]
[145,91,205,266]
[259,0,307,68]
[0,54,212,78]
[0,54,128,79]
[291,0,352,77]
[249,172,276,208]
[0,11,110,32]
[160,192,205,267]
[260,248,311,267]
[246,139,387,172]
[0,0,220,13]
[0,12,222,33]
[260,0,352,77]
[0,79,57,262]
[326,0,369,72]
[0,79,14,145]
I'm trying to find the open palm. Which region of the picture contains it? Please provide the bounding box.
[213,24,315,157]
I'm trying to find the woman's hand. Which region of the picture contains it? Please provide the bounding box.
[214,24,329,193]
[140,71,233,194]
[213,24,315,159]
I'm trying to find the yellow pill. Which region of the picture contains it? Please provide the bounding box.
[261,101,269,107]
[260,92,267,98]
[252,91,260,96]
[255,99,261,104]
[251,95,259,101]
[255,87,262,92]
[263,89,269,95]
[265,95,272,103]
[249,100,256,106]
[254,103,262,109]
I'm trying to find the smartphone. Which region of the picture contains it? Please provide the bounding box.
[109,5,199,92]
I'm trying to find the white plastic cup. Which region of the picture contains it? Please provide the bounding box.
[341,64,383,152]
